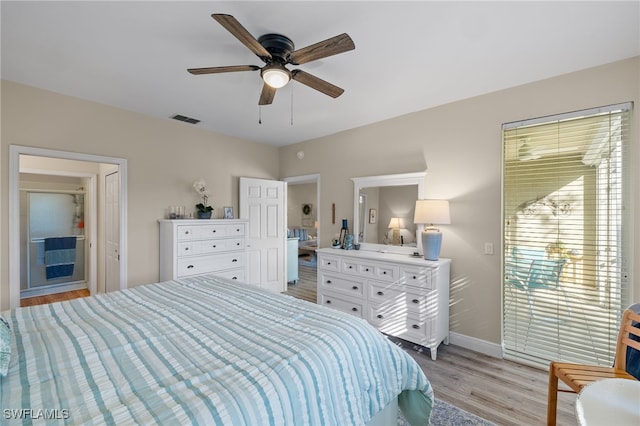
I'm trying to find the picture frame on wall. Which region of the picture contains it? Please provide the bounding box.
[223,206,234,219]
[369,208,377,224]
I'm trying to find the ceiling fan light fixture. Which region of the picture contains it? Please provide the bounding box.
[261,64,291,88]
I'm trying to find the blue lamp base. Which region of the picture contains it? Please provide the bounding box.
[422,230,442,261]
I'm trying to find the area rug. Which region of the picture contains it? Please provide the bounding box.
[398,399,496,426]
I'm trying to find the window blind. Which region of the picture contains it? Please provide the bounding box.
[502,103,632,368]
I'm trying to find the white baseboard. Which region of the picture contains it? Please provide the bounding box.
[448,331,503,359]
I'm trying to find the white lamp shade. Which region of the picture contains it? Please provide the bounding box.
[387,217,403,229]
[413,200,451,225]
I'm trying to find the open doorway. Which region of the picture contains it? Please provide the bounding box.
[9,145,128,309]
[282,174,319,303]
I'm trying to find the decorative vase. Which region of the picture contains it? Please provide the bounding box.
[422,230,442,261]
[197,211,212,219]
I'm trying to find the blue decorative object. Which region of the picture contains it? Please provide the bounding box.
[344,234,354,250]
[339,219,349,248]
[422,231,442,261]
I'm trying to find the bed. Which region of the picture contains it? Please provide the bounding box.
[1,274,433,425]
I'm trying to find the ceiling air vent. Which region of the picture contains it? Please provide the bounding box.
[170,114,200,125]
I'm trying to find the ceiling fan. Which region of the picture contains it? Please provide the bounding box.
[188,14,355,105]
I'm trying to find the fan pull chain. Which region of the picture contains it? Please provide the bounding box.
[290,84,294,126]
[258,77,263,124]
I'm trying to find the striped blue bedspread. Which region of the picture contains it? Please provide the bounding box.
[1,274,433,425]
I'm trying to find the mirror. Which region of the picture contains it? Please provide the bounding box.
[351,172,426,254]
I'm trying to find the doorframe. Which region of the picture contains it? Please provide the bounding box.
[9,145,128,309]
[282,174,321,245]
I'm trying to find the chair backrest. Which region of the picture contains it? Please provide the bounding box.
[614,302,640,379]
[506,247,546,289]
[527,258,567,289]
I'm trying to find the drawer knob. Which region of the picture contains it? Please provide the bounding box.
[412,299,420,304]
[326,280,332,284]
[326,300,332,304]
[232,276,237,280]
[236,228,240,232]
[348,265,353,269]
[352,286,358,290]
[365,268,370,272]
[232,259,238,262]
[184,231,190,235]
[187,265,194,269]
[212,245,217,248]
[351,307,358,312]
[377,291,384,296]
[383,271,387,275]
[184,247,189,251]
[413,275,417,280]
[412,324,420,329]
[377,314,383,319]
[236,243,240,246]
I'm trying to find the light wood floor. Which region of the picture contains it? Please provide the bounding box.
[285,262,578,426]
[20,288,90,307]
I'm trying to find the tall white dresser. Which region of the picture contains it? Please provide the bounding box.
[316,248,451,360]
[159,219,248,282]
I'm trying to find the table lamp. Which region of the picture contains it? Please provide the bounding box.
[387,217,403,245]
[413,199,450,260]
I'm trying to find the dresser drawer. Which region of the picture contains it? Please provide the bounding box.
[176,225,198,241]
[177,238,245,257]
[198,223,246,239]
[214,269,245,282]
[318,255,340,272]
[318,291,364,318]
[177,253,245,277]
[368,305,435,345]
[367,282,432,315]
[318,273,365,297]
[400,266,434,290]
[339,258,398,282]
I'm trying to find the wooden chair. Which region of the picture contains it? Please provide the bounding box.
[546,302,640,425]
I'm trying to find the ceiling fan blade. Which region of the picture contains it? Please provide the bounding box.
[259,83,276,105]
[212,14,271,60]
[187,65,260,75]
[291,70,344,98]
[289,33,355,65]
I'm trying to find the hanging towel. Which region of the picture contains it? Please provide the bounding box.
[44,237,77,280]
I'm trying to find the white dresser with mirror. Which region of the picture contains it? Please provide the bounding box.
[317,171,451,360]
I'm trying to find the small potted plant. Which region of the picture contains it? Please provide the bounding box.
[193,178,214,219]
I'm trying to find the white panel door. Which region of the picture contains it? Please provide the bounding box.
[105,171,120,292]
[239,177,286,293]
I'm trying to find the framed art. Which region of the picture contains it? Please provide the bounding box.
[369,208,377,224]
[223,206,234,219]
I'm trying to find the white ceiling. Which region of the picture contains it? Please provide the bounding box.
[2,1,639,147]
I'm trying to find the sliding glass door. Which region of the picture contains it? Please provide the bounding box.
[502,103,632,368]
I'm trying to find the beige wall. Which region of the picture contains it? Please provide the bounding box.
[1,80,280,310]
[279,57,640,345]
